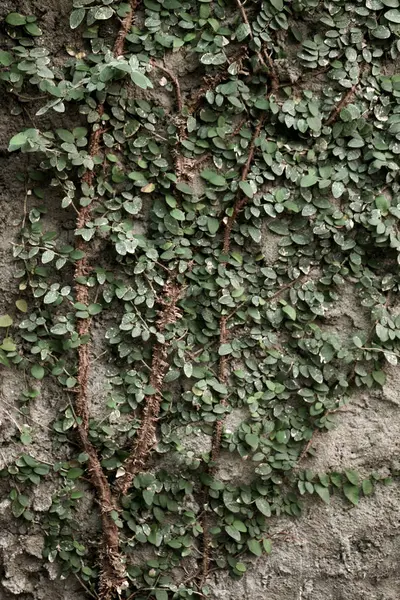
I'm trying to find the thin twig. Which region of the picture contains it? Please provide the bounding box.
[235,0,253,39]
[325,83,358,126]
[151,59,183,112]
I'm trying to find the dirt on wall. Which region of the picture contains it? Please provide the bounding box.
[0,2,399,600]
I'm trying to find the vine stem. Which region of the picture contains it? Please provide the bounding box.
[150,59,183,112]
[72,2,140,598]
[325,82,358,126]
[116,42,251,501]
[209,115,266,468]
[325,64,365,126]
[199,115,267,588]
[115,280,182,495]
[113,0,139,58]
[199,41,279,582]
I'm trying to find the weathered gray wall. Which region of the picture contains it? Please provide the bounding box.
[0,2,399,599]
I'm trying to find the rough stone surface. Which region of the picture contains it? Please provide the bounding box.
[0,2,399,600]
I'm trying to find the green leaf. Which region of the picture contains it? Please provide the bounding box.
[88,304,102,315]
[362,479,374,496]
[236,23,251,42]
[6,13,27,26]
[235,562,247,573]
[8,132,28,152]
[375,195,390,213]
[282,305,296,320]
[332,181,345,199]
[314,484,330,504]
[183,363,193,378]
[31,364,45,380]
[0,315,13,328]
[219,343,233,356]
[155,591,168,600]
[70,8,85,29]
[18,494,30,508]
[34,465,49,475]
[20,429,32,445]
[56,129,75,144]
[255,497,271,517]
[343,483,359,505]
[245,433,259,449]
[143,490,154,506]
[268,220,289,235]
[233,520,247,532]
[42,250,55,264]
[131,71,153,90]
[94,6,114,19]
[207,217,219,234]
[372,370,386,386]
[247,539,262,556]
[66,377,77,389]
[164,369,180,383]
[201,169,226,186]
[176,182,193,195]
[248,226,261,243]
[170,209,185,221]
[300,172,318,187]
[16,299,28,313]
[0,351,10,367]
[12,500,25,518]
[372,25,391,38]
[71,490,84,499]
[67,468,84,480]
[385,9,400,21]
[225,525,241,541]
[1,337,16,352]
[25,23,42,36]
[263,539,272,553]
[0,51,13,67]
[345,469,359,486]
[239,181,254,198]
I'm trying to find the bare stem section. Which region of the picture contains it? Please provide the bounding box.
[73,4,140,597]
[116,281,182,495]
[113,0,139,58]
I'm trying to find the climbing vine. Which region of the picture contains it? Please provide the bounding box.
[1,0,400,598]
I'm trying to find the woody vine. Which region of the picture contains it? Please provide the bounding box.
[1,0,400,599]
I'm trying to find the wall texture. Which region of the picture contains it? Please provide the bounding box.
[0,1,399,600]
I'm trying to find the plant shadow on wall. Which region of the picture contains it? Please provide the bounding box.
[0,0,400,598]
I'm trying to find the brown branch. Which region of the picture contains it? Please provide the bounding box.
[115,280,182,495]
[234,0,278,91]
[198,110,268,587]
[222,115,266,253]
[263,49,279,95]
[73,4,140,598]
[187,46,248,114]
[266,272,312,303]
[235,0,253,39]
[325,83,358,126]
[75,107,104,430]
[151,59,183,112]
[113,0,139,57]
[77,426,126,600]
[197,507,212,591]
